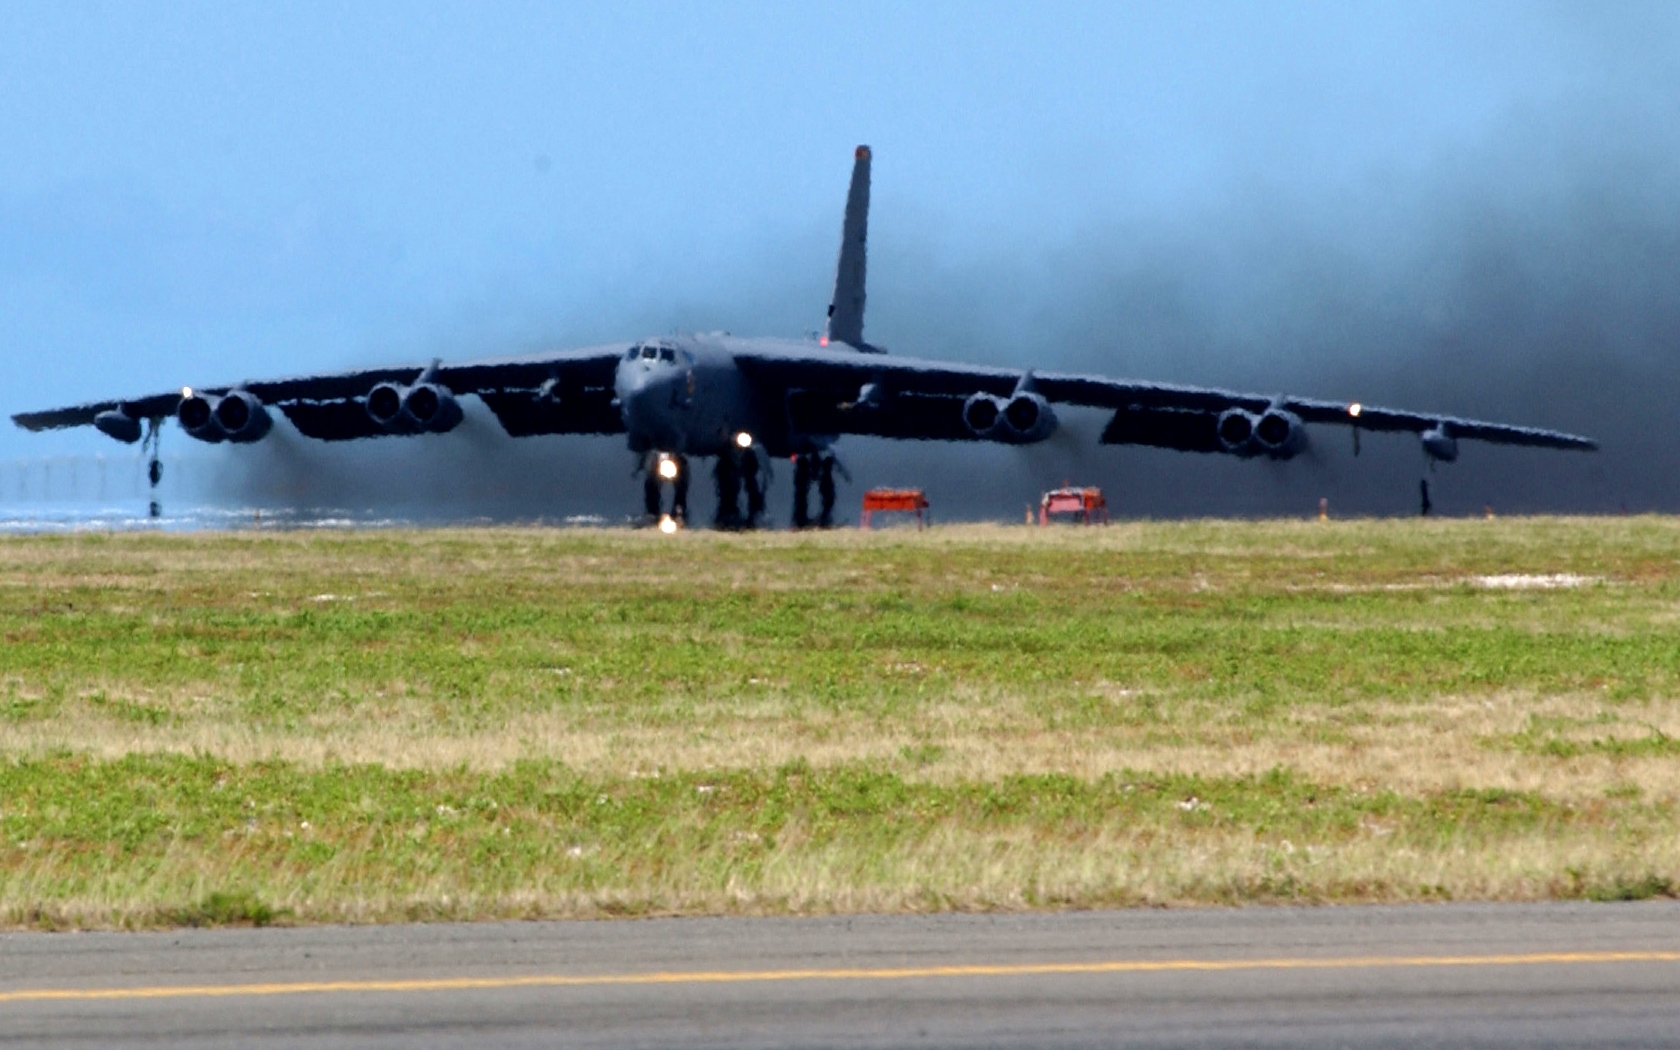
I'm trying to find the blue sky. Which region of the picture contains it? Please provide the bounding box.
[3,2,1677,516]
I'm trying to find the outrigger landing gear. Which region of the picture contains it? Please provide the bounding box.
[142,417,163,519]
[640,452,688,526]
[791,451,844,529]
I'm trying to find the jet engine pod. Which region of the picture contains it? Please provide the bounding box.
[1421,423,1459,463]
[177,393,224,443]
[366,382,407,429]
[402,383,463,433]
[211,390,272,444]
[365,382,462,433]
[1253,409,1307,460]
[962,391,1058,444]
[1215,408,1259,455]
[998,392,1057,444]
[962,393,1003,437]
[93,409,142,444]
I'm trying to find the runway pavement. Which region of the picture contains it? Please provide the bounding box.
[4,901,1680,1048]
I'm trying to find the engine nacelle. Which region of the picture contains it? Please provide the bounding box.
[402,383,463,433]
[177,390,272,443]
[1253,409,1308,460]
[1421,423,1459,463]
[177,394,224,443]
[962,393,1003,437]
[366,382,463,434]
[212,390,272,444]
[94,409,141,444]
[962,392,1058,444]
[365,382,406,428]
[1216,408,1259,455]
[999,392,1057,443]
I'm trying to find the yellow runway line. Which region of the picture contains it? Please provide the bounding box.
[4,950,1679,1004]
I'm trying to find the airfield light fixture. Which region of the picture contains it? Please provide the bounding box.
[735,431,754,449]
[657,456,679,480]
[1348,402,1363,418]
[658,514,678,534]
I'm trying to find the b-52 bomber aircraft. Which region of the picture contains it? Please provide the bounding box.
[14,145,1596,527]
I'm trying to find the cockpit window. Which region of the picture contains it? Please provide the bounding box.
[626,346,639,360]
[640,345,658,360]
[659,347,675,363]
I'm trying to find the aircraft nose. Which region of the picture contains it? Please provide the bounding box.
[619,366,683,443]
[624,364,675,401]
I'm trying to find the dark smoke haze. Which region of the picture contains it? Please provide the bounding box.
[211,105,1679,524]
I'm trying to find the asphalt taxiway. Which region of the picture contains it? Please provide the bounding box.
[4,901,1680,1048]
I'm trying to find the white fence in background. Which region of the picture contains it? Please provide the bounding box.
[1,454,214,505]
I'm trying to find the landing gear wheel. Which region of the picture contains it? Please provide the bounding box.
[643,471,662,519]
[672,462,689,523]
[713,453,741,528]
[791,451,843,529]
[742,446,765,527]
[792,455,813,529]
[817,452,837,528]
[715,445,768,529]
[640,452,688,526]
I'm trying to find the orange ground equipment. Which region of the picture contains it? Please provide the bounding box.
[860,488,930,529]
[1038,486,1108,525]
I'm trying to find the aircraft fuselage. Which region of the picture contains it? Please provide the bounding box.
[614,333,827,458]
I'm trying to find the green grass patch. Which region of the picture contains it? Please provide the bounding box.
[1503,715,1680,758]
[165,889,283,928]
[2,518,1680,925]
[0,753,1670,926]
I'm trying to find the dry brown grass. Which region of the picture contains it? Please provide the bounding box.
[10,803,1676,927]
[3,517,1679,924]
[6,684,1680,804]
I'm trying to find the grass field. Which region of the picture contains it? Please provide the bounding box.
[2,517,1678,927]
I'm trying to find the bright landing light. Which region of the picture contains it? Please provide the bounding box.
[735,431,754,448]
[658,515,678,534]
[657,456,679,480]
[1348,402,1363,418]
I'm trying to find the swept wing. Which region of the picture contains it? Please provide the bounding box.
[12,347,627,441]
[733,345,1596,453]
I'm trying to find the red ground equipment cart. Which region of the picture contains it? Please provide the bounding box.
[860,488,930,529]
[1038,486,1108,525]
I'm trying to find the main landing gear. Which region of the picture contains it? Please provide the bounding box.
[791,451,844,529]
[714,443,767,529]
[642,447,844,531]
[640,451,689,526]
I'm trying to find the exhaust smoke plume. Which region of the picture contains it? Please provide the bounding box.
[207,106,1678,523]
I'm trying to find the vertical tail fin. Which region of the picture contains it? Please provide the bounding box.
[825,145,871,349]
